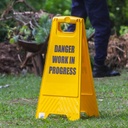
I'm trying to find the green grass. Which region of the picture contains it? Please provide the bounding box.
[0,70,128,128]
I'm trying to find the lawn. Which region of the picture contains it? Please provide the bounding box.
[0,70,128,128]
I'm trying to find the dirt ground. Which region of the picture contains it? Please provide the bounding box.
[0,42,24,75]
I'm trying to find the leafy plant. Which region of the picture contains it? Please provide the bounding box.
[119,26,128,36]
[107,0,128,34]
[9,14,52,44]
[33,14,52,44]
[43,0,71,15]
[86,27,95,39]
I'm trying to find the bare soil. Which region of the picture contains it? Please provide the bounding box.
[0,42,24,75]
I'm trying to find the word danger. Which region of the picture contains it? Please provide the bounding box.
[49,66,76,75]
[54,45,75,53]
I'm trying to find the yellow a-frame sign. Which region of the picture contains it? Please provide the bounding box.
[36,16,99,121]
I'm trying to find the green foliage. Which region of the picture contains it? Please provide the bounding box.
[0,1,17,42]
[9,35,19,44]
[42,0,71,15]
[86,27,95,39]
[0,24,8,42]
[27,0,46,11]
[119,26,128,36]
[0,0,128,42]
[107,0,128,34]
[27,0,71,15]
[0,1,16,42]
[9,14,52,44]
[34,14,52,44]
[18,25,31,41]
[0,0,9,12]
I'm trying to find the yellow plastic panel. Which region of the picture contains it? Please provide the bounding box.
[42,17,81,97]
[36,16,99,121]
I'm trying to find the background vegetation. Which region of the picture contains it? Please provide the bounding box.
[0,0,128,42]
[107,0,128,35]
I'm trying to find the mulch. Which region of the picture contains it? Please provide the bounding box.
[0,43,24,74]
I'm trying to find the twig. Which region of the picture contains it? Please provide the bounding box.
[0,16,13,21]
[110,45,125,53]
[15,0,35,11]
